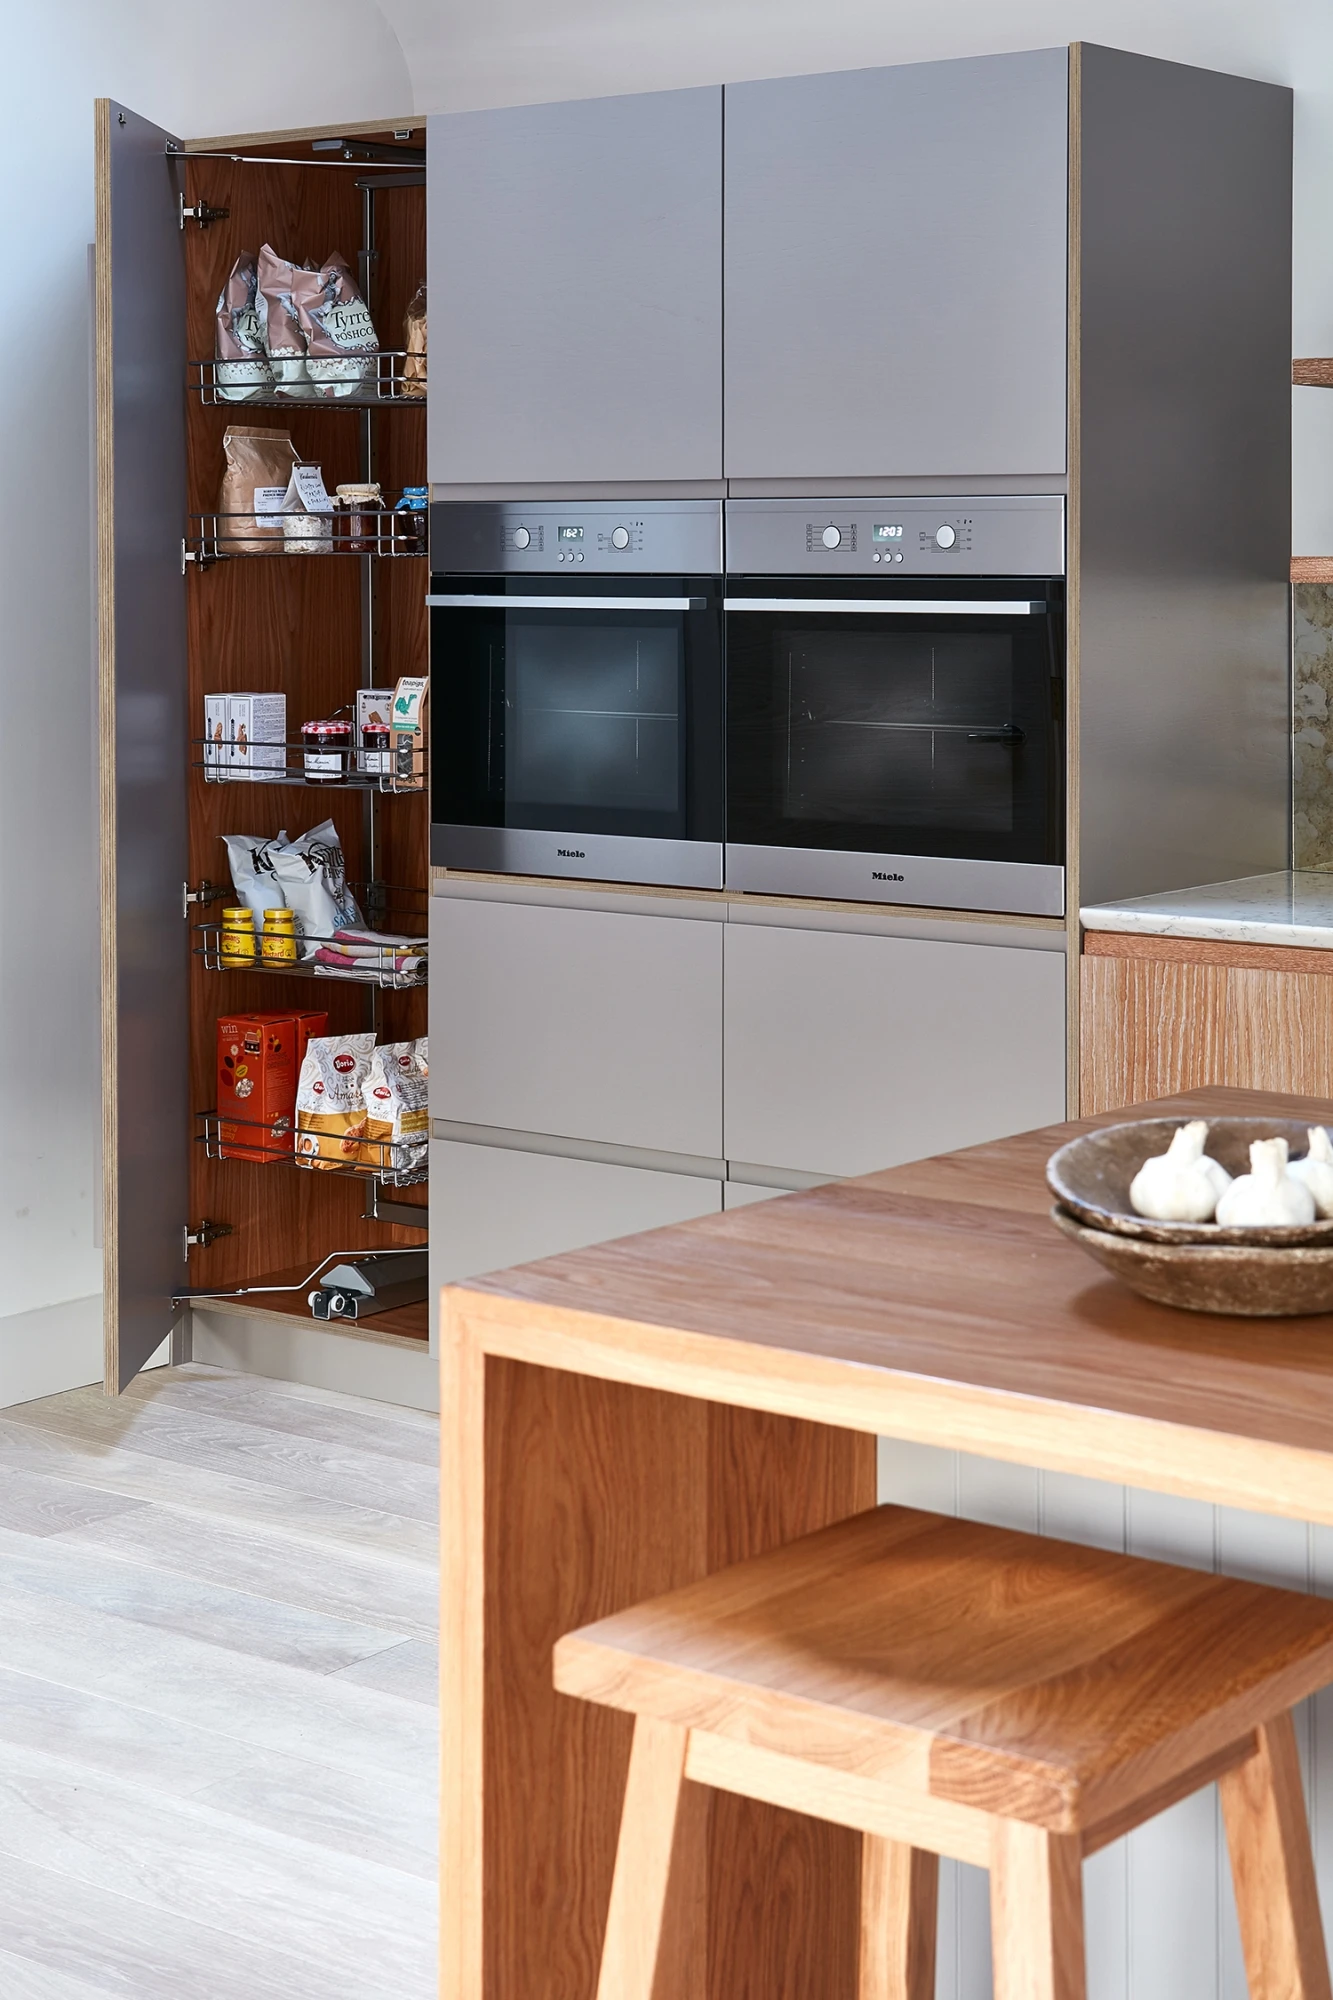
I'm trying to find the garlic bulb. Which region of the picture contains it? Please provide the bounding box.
[1215,1137,1316,1227]
[1290,1127,1333,1219]
[1128,1120,1231,1223]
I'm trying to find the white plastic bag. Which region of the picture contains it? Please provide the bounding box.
[269,820,362,959]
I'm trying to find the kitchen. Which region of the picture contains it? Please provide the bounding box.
[57,11,1333,2000]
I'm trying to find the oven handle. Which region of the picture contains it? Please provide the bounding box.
[426,594,707,611]
[722,597,1046,615]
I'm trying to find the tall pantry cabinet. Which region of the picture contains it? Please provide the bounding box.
[97,102,430,1394]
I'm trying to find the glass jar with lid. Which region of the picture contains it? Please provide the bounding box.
[302,719,352,781]
[395,486,429,555]
[334,483,384,553]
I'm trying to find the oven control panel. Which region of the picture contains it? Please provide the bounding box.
[430,499,723,575]
[728,496,1065,577]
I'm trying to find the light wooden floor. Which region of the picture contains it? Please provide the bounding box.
[0,1362,438,1998]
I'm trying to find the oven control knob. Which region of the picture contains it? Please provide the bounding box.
[611,526,631,550]
[935,525,957,550]
[512,526,531,549]
[822,525,842,549]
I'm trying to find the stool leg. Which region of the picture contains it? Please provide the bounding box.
[859,1836,938,2000]
[597,1716,690,2000]
[990,1821,1085,2000]
[1220,1713,1332,2000]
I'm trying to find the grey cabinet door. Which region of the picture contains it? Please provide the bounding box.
[430,1140,720,1282]
[428,88,722,486]
[723,51,1069,480]
[95,101,189,1393]
[431,894,723,1157]
[723,922,1066,1179]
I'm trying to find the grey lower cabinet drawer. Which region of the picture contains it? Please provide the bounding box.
[723,922,1067,1179]
[430,1139,722,1284]
[431,895,724,1157]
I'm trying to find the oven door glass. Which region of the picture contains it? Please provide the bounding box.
[431,578,723,844]
[725,581,1063,865]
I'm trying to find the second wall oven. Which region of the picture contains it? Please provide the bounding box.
[724,497,1066,916]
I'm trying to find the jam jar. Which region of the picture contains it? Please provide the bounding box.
[302,719,352,781]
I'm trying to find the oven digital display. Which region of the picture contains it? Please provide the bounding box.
[872,524,904,541]
[557,525,584,542]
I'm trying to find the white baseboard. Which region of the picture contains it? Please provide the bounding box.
[190,1309,439,1413]
[0,1294,106,1409]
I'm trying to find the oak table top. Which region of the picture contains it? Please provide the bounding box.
[445,1087,1333,1526]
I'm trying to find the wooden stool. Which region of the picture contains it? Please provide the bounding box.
[555,1504,1333,2000]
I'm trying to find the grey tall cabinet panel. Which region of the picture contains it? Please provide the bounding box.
[427,88,722,488]
[723,51,1069,482]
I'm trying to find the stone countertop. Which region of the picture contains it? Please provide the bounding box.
[1081,871,1333,950]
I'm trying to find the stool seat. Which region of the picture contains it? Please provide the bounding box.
[557,1506,1333,2000]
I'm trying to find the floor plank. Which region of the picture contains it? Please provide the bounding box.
[4,1387,438,1521]
[332,1635,440,1704]
[0,1524,409,1674]
[0,1947,121,1998]
[0,1413,437,1566]
[0,1740,436,1991]
[0,1463,146,1539]
[56,1501,437,1640]
[124,1367,440,1462]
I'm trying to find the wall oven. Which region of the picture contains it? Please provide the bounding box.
[428,501,724,889]
[724,497,1066,916]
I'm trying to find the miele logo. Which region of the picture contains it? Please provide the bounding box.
[557,848,587,859]
[872,870,905,882]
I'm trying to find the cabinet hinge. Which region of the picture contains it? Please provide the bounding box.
[179,193,230,231]
[183,879,226,919]
[183,1219,233,1260]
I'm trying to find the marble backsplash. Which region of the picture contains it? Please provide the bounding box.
[1294,584,1333,867]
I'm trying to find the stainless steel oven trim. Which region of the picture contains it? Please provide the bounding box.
[433,823,724,890]
[427,594,704,611]
[722,597,1045,615]
[725,843,1064,917]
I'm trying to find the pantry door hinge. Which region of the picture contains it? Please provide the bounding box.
[183,1219,233,1260]
[183,879,226,918]
[179,193,230,231]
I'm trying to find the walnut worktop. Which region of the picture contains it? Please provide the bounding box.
[450,1087,1333,1525]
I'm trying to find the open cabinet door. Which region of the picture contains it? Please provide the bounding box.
[95,100,190,1392]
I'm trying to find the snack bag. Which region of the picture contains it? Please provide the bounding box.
[270,819,362,958]
[214,252,273,401]
[401,283,426,397]
[296,251,380,398]
[256,244,314,398]
[360,1041,429,1178]
[295,1032,374,1170]
[220,828,289,919]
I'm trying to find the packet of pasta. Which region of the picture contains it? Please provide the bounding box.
[295,1031,373,1169]
[359,1041,428,1178]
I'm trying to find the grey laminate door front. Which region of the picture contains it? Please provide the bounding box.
[95,100,190,1393]
[723,50,1069,481]
[428,88,722,487]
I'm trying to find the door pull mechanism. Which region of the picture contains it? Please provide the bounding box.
[183,1219,233,1260]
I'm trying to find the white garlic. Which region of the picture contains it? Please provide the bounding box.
[1128,1120,1231,1223]
[1289,1127,1333,1218]
[1215,1137,1316,1227]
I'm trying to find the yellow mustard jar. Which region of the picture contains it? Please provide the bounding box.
[261,907,298,964]
[220,907,256,965]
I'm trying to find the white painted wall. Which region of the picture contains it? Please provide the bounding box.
[0,8,411,1380]
[389,0,1333,555]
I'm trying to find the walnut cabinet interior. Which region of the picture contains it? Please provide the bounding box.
[97,100,428,1392]
[1080,930,1333,1116]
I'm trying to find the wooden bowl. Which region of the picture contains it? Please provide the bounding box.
[1046,1118,1333,1247]
[1052,1207,1333,1316]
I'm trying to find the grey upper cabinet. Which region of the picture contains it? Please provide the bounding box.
[428,88,722,487]
[723,51,1070,481]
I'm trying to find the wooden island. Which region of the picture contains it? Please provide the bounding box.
[440,1084,1333,2000]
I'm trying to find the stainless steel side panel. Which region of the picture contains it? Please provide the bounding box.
[430,498,722,576]
[96,101,189,1393]
[433,825,724,891]
[427,89,722,485]
[724,496,1065,578]
[725,845,1065,918]
[723,51,1069,480]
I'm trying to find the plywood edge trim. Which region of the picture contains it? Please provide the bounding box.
[1293,559,1333,583]
[182,114,420,152]
[444,1288,1333,1525]
[1082,929,1333,973]
[94,98,118,1387]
